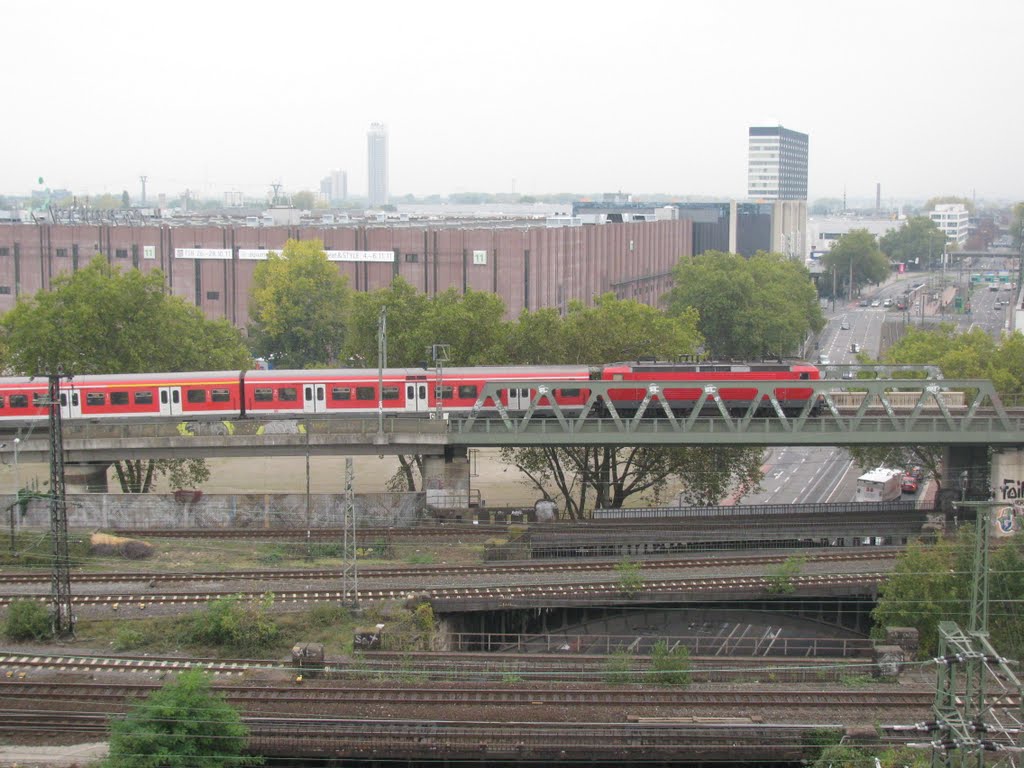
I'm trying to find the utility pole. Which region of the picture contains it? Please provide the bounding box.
[341,457,358,609]
[46,373,73,638]
[428,344,451,420]
[377,307,387,434]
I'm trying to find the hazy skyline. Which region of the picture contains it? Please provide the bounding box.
[4,0,1022,204]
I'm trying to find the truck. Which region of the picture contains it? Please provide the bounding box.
[855,467,902,502]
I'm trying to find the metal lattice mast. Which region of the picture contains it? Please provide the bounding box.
[341,457,358,609]
[47,374,73,638]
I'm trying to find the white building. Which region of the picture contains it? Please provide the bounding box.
[367,123,389,208]
[929,204,969,247]
[808,216,904,257]
[748,125,809,201]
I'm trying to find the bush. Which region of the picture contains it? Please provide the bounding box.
[182,594,279,654]
[603,648,636,685]
[112,626,147,651]
[306,604,349,628]
[413,603,435,633]
[4,599,52,642]
[766,555,807,594]
[616,558,644,597]
[649,640,691,686]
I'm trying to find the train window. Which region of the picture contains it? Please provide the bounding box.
[86,392,105,406]
[9,394,27,408]
[331,387,351,401]
[72,393,79,407]
[355,386,375,401]
[304,387,313,402]
[160,390,169,405]
[254,388,274,402]
[186,390,207,404]
[435,385,454,399]
[382,386,399,400]
[519,388,530,398]
[110,392,130,406]
[211,389,231,403]
[557,388,581,398]
[316,388,324,402]
[60,393,67,407]
[278,387,298,402]
[0,395,5,408]
[800,372,809,380]
[458,385,478,399]
[134,391,154,405]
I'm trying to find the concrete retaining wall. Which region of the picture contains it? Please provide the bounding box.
[13,491,425,530]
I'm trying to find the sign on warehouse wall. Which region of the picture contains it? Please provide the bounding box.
[174,248,232,260]
[473,250,487,265]
[182,248,396,262]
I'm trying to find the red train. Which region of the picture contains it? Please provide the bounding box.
[0,361,821,423]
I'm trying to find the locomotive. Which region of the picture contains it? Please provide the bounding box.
[0,360,821,423]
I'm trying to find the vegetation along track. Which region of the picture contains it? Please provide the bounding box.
[0,550,899,585]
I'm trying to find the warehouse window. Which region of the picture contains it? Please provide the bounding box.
[56,248,68,258]
[206,291,220,300]
[0,287,11,295]
[115,249,129,259]
[404,253,418,262]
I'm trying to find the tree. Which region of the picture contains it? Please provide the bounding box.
[879,217,948,269]
[849,325,1024,489]
[106,669,260,768]
[121,190,131,209]
[1012,202,1024,249]
[290,190,315,210]
[0,256,252,493]
[248,239,350,368]
[662,250,824,359]
[346,277,432,367]
[820,230,890,299]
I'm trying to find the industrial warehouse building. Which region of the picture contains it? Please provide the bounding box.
[0,218,692,327]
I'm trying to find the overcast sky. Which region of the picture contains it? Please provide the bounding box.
[4,0,1021,203]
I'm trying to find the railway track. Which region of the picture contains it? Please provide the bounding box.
[0,679,982,710]
[0,550,899,586]
[110,526,496,540]
[0,572,887,609]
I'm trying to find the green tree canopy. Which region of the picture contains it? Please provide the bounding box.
[879,217,948,268]
[820,230,890,299]
[106,669,260,768]
[248,239,351,368]
[291,190,316,210]
[848,326,1024,490]
[0,257,250,375]
[0,256,251,493]
[662,250,824,359]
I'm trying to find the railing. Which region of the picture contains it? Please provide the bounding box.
[592,500,931,519]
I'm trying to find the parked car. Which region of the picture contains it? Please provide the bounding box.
[850,342,860,353]
[871,300,881,307]
[883,298,892,307]
[859,299,870,307]
[907,466,924,482]
[900,475,919,494]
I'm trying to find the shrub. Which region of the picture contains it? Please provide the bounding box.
[307,604,349,628]
[615,558,644,597]
[183,594,279,654]
[649,640,691,686]
[603,648,636,685]
[766,555,807,594]
[113,626,147,651]
[413,603,435,633]
[4,599,52,642]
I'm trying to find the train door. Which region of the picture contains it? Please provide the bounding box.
[405,378,429,413]
[59,387,81,419]
[303,384,326,413]
[159,387,182,416]
[506,387,532,412]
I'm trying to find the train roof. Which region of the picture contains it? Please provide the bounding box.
[244,365,593,379]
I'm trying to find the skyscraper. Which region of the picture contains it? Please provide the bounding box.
[747,125,808,200]
[367,122,389,207]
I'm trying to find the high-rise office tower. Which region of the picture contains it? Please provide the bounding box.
[367,123,389,207]
[747,125,808,200]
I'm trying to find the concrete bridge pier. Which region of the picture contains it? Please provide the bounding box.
[942,445,992,506]
[423,448,471,509]
[65,462,110,493]
[991,448,1024,504]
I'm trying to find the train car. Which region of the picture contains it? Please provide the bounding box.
[241,365,593,417]
[0,371,245,422]
[598,361,821,416]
